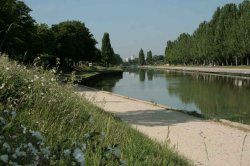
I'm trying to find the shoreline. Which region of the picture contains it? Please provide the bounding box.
[141,65,250,77]
[76,86,250,132]
[77,86,250,165]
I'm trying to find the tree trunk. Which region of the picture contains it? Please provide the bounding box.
[226,59,228,66]
[235,56,238,66]
[247,57,249,66]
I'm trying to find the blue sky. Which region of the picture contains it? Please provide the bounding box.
[23,0,243,59]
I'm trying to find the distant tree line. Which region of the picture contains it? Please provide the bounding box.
[136,49,164,66]
[0,0,122,70]
[165,1,250,66]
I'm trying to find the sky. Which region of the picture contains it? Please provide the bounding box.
[23,0,243,59]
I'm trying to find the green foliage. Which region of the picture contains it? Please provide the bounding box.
[1,0,122,69]
[0,58,188,165]
[139,49,145,66]
[146,50,153,65]
[0,0,35,61]
[52,21,98,67]
[101,33,115,67]
[165,1,250,66]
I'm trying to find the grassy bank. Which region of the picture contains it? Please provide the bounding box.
[0,57,188,165]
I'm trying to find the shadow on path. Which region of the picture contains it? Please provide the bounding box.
[116,109,200,127]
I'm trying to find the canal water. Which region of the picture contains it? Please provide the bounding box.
[84,68,250,124]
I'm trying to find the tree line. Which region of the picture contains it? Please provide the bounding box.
[165,1,250,66]
[0,0,122,69]
[137,49,164,66]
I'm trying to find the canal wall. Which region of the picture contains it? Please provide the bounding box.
[141,66,250,77]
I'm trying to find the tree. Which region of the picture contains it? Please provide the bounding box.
[138,49,145,65]
[0,0,35,62]
[52,21,97,67]
[165,1,250,66]
[146,50,153,65]
[101,32,114,67]
[32,24,55,55]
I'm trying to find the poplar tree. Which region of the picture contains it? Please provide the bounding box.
[101,32,114,67]
[146,50,153,65]
[139,49,145,66]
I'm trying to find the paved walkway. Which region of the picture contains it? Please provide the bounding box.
[76,86,250,166]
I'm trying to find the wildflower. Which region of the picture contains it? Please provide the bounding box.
[3,109,9,114]
[0,155,8,163]
[63,149,71,157]
[3,143,11,152]
[100,132,106,140]
[88,116,94,124]
[11,111,17,118]
[34,75,39,80]
[81,144,87,151]
[31,131,44,141]
[41,92,44,96]
[112,145,121,158]
[28,86,31,89]
[0,117,6,125]
[73,148,85,166]
[0,83,5,89]
[27,143,38,155]
[84,133,90,139]
[5,67,9,71]
[21,125,27,134]
[41,147,51,158]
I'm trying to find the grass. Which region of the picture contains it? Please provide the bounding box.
[0,57,189,165]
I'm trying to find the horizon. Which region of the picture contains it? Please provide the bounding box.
[23,0,243,59]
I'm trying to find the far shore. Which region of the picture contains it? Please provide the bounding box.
[141,65,250,77]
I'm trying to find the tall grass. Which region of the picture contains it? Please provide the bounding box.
[0,57,189,165]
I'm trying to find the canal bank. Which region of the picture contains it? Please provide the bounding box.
[76,86,250,166]
[141,65,250,77]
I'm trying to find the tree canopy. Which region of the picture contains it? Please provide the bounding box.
[165,1,250,66]
[0,0,122,69]
[52,21,97,66]
[138,49,145,66]
[146,50,153,65]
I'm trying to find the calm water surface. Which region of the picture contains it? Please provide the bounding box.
[84,68,250,124]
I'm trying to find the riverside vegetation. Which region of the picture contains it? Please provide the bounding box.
[0,57,188,165]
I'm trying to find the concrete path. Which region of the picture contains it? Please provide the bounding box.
[76,86,250,166]
[143,66,250,76]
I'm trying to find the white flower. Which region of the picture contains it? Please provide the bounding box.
[11,111,17,118]
[41,147,51,158]
[0,83,5,89]
[0,155,8,163]
[34,75,39,80]
[73,148,85,166]
[31,131,44,141]
[3,143,11,152]
[63,149,71,157]
[5,67,9,71]
[41,92,44,96]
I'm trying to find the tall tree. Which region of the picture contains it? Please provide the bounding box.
[165,1,250,66]
[101,32,114,67]
[138,49,145,65]
[146,50,153,65]
[0,0,35,62]
[52,21,97,67]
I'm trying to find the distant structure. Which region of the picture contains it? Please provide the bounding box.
[125,55,135,62]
